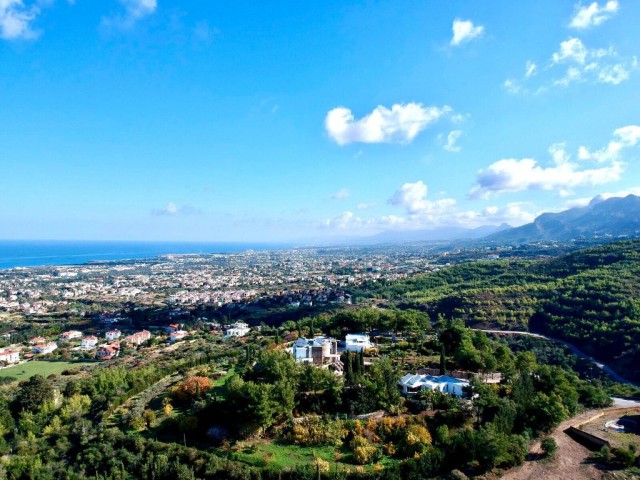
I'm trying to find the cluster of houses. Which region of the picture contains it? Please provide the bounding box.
[0,323,198,368]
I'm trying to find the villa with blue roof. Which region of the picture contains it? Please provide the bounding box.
[398,373,469,397]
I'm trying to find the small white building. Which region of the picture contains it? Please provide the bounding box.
[345,333,373,353]
[226,322,250,337]
[398,374,469,398]
[33,342,58,355]
[60,330,83,341]
[81,336,98,348]
[169,330,189,342]
[0,349,20,364]
[105,329,122,341]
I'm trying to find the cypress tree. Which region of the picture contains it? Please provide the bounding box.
[345,352,353,385]
[439,344,447,375]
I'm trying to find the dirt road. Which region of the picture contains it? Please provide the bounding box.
[501,402,640,480]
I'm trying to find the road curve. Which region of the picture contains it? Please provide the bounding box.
[473,329,640,388]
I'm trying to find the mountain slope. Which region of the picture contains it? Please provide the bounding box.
[487,194,640,243]
[361,240,640,383]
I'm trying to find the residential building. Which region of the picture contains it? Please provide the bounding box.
[169,330,189,342]
[292,336,341,371]
[60,330,83,341]
[398,373,469,398]
[105,329,122,341]
[345,333,373,353]
[123,330,152,346]
[81,336,98,348]
[226,322,250,337]
[33,342,58,355]
[29,336,46,345]
[0,349,20,364]
[95,344,119,360]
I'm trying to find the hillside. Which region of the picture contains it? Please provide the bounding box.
[363,240,640,382]
[487,194,640,244]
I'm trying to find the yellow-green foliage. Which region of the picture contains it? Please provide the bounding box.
[351,435,378,465]
[288,417,345,447]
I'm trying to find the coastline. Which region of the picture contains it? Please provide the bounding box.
[0,240,289,270]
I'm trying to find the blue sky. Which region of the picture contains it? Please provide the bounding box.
[1,0,639,242]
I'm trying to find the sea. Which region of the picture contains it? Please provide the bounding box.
[0,240,288,270]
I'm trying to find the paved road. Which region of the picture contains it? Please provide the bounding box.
[474,329,640,388]
[611,396,640,407]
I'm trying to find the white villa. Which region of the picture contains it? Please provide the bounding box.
[345,333,373,353]
[398,373,469,398]
[81,336,98,348]
[0,349,20,364]
[226,322,250,337]
[105,329,122,341]
[60,330,83,341]
[169,330,189,342]
[292,336,341,370]
[33,342,58,355]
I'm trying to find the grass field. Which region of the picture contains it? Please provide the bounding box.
[231,441,340,470]
[0,360,95,380]
[229,440,399,473]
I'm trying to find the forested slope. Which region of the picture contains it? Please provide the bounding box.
[364,240,640,382]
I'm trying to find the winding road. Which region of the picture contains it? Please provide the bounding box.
[473,329,640,388]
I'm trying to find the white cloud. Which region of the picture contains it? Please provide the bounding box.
[443,130,462,152]
[320,180,541,234]
[389,181,428,214]
[552,37,589,64]
[549,142,570,165]
[459,202,538,227]
[470,126,639,198]
[506,37,637,92]
[470,158,622,199]
[450,18,484,46]
[325,103,452,145]
[503,79,522,95]
[389,180,457,215]
[569,1,618,29]
[330,188,351,200]
[152,202,200,216]
[103,0,157,29]
[0,0,40,40]
[356,202,376,210]
[578,125,640,163]
[322,211,363,230]
[121,0,156,19]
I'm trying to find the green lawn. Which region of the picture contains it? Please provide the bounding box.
[230,441,340,470]
[228,439,399,472]
[0,360,95,380]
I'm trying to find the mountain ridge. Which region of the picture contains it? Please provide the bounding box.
[486,194,640,244]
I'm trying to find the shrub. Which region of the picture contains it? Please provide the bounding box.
[351,435,379,464]
[541,437,557,457]
[171,376,212,403]
[287,417,344,447]
[311,456,330,473]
